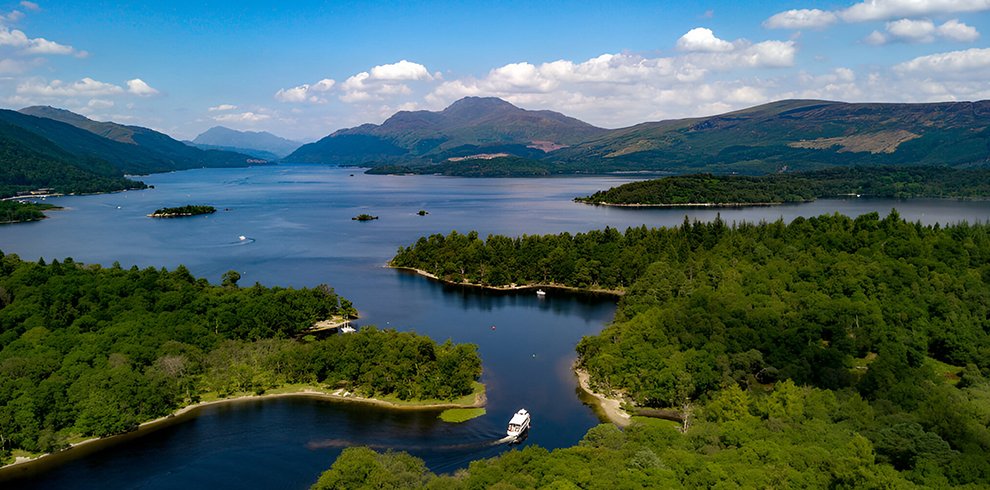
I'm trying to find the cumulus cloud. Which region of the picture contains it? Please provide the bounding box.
[763,9,838,29]
[0,26,77,56]
[368,60,433,81]
[676,27,734,52]
[866,18,980,44]
[274,78,335,103]
[126,78,159,96]
[17,77,124,97]
[19,1,40,12]
[841,0,990,22]
[208,104,237,112]
[895,47,990,73]
[213,111,271,123]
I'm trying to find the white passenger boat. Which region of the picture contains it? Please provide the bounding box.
[340,325,356,334]
[536,289,546,297]
[506,408,530,438]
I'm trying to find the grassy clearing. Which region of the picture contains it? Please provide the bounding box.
[439,408,487,423]
[926,357,963,385]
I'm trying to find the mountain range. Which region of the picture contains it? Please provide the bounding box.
[0,107,266,198]
[189,126,302,160]
[289,97,990,175]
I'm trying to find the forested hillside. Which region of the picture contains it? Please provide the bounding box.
[577,166,990,205]
[0,255,481,464]
[386,212,990,486]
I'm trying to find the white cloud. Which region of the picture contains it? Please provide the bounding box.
[368,60,432,81]
[0,28,29,47]
[208,104,237,112]
[17,77,124,97]
[938,19,980,42]
[763,9,838,29]
[126,78,159,96]
[676,27,734,52]
[24,37,73,55]
[866,18,981,44]
[895,47,990,73]
[274,78,335,103]
[841,0,990,22]
[887,18,937,42]
[87,98,114,109]
[213,111,271,123]
[19,1,40,12]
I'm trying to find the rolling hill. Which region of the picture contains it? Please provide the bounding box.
[284,96,608,165]
[16,106,262,174]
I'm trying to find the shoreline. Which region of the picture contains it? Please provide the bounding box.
[575,200,788,208]
[389,265,624,297]
[0,384,484,475]
[574,366,631,427]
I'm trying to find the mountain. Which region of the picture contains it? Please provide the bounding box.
[190,126,302,159]
[16,106,262,174]
[0,120,144,198]
[284,96,608,164]
[551,99,990,174]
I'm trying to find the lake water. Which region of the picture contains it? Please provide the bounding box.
[2,165,990,488]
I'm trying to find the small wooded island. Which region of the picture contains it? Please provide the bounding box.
[352,213,379,221]
[148,205,216,218]
[0,200,59,224]
[576,166,990,207]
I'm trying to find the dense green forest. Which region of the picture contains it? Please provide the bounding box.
[385,212,990,486]
[0,201,58,224]
[0,255,481,464]
[366,156,554,177]
[577,166,990,206]
[149,205,216,217]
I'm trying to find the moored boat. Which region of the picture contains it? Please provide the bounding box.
[536,289,546,297]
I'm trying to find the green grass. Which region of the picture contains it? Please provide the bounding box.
[439,408,486,423]
[926,357,963,385]
[630,416,681,430]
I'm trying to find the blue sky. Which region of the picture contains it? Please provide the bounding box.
[1,1,988,140]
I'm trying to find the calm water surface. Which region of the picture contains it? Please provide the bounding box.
[2,165,989,488]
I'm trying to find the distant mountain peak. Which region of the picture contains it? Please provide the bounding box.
[191,125,301,158]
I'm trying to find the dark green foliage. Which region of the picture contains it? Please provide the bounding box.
[0,255,479,458]
[0,121,145,198]
[149,205,216,217]
[0,201,58,224]
[366,156,553,177]
[577,166,990,205]
[352,214,379,221]
[391,211,990,485]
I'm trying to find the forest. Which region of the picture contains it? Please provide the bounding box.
[384,211,990,487]
[0,255,481,464]
[0,201,58,224]
[149,205,217,217]
[576,166,990,206]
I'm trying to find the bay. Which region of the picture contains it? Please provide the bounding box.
[2,164,989,488]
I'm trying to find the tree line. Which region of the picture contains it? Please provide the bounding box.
[388,211,990,486]
[0,254,481,464]
[576,166,990,205]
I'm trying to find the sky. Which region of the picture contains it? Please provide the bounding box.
[0,0,988,141]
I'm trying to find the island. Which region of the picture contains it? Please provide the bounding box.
[417,210,428,216]
[0,200,60,224]
[148,205,216,218]
[575,166,990,207]
[352,213,379,221]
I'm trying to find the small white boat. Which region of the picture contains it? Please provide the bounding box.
[238,235,247,241]
[506,408,530,438]
[340,325,356,334]
[536,289,546,297]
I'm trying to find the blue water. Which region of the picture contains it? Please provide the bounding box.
[2,164,989,488]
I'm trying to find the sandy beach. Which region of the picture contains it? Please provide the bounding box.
[390,265,625,297]
[574,366,631,427]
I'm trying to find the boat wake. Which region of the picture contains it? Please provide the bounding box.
[307,432,522,452]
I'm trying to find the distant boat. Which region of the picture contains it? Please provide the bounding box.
[536,289,546,297]
[507,408,530,438]
[238,235,247,241]
[341,325,356,334]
